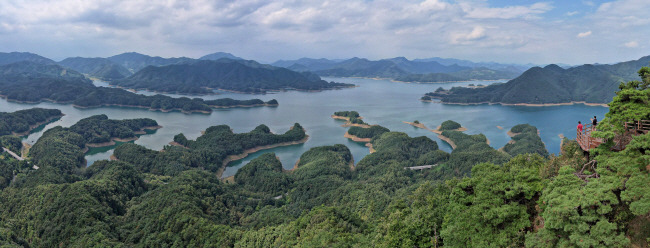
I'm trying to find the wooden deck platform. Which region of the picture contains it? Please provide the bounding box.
[576,123,603,151]
[577,120,649,152]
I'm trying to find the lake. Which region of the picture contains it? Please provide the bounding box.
[0,78,608,177]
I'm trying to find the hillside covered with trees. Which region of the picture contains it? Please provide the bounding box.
[423,56,650,104]
[113,59,354,94]
[0,67,648,247]
[58,57,133,80]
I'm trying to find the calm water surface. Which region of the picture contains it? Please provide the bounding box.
[0,78,608,177]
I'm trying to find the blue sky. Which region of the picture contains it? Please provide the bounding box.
[0,0,647,65]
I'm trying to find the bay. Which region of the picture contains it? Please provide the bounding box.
[0,78,608,177]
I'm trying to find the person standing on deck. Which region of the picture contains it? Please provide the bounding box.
[591,116,598,130]
[577,121,583,133]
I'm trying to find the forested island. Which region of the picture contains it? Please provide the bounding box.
[422,56,650,105]
[113,59,354,94]
[0,61,278,113]
[332,111,367,125]
[68,114,161,146]
[0,108,63,136]
[115,123,309,176]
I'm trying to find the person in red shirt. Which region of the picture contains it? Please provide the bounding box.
[577,121,583,133]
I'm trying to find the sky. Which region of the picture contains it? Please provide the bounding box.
[0,0,648,65]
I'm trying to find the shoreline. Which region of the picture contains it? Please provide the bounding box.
[428,99,609,107]
[432,125,467,134]
[168,141,189,149]
[402,122,468,144]
[392,78,509,84]
[332,115,371,128]
[330,76,509,84]
[10,114,64,136]
[107,82,355,95]
[1,94,274,115]
[343,132,375,154]
[343,132,372,143]
[437,134,457,150]
[403,121,430,131]
[211,103,279,109]
[218,135,310,178]
[72,103,213,114]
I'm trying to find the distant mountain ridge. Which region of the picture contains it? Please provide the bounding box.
[0,52,56,66]
[58,57,132,80]
[272,56,524,81]
[0,61,89,82]
[199,52,244,61]
[113,59,353,94]
[423,55,650,104]
[107,52,196,72]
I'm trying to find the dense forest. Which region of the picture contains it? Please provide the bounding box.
[113,59,354,94]
[0,108,62,136]
[0,68,648,247]
[423,56,650,104]
[0,61,277,113]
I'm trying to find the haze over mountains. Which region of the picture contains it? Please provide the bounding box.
[271,56,525,81]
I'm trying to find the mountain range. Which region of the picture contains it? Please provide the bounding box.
[113,59,353,94]
[423,55,650,104]
[271,56,525,81]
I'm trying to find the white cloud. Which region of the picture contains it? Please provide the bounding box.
[461,2,553,19]
[451,26,487,44]
[577,31,592,37]
[566,11,579,16]
[0,0,646,65]
[624,41,639,48]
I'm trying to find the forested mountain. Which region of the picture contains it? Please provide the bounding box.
[424,55,650,104]
[58,57,132,80]
[0,61,277,113]
[199,52,244,61]
[107,52,195,72]
[273,56,522,81]
[0,52,56,66]
[113,59,353,94]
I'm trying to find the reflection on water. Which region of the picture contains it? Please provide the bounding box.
[1,77,608,177]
